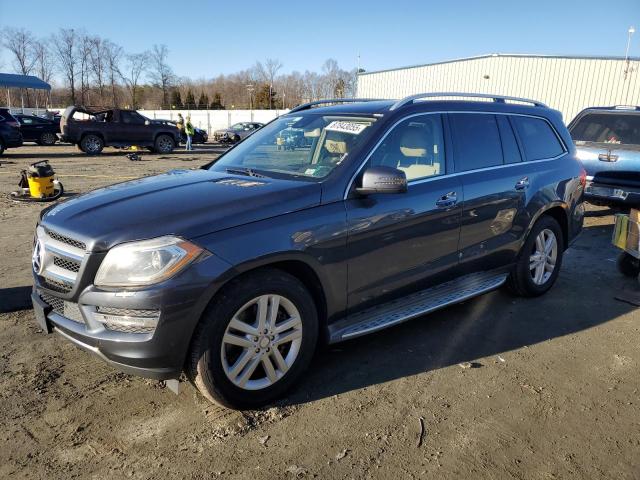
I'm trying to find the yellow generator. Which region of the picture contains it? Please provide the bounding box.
[11,160,64,202]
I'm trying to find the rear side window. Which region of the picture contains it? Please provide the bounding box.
[450,113,503,172]
[497,116,522,164]
[570,112,640,146]
[512,116,564,161]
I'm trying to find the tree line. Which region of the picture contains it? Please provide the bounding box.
[1,27,359,110]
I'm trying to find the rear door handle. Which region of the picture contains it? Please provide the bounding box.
[436,191,457,208]
[515,177,529,190]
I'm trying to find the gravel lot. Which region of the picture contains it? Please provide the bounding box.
[0,144,639,479]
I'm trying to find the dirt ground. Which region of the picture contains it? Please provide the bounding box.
[0,144,639,479]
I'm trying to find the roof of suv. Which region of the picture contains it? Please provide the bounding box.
[288,94,557,117]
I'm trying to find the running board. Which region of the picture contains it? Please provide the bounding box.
[328,271,508,343]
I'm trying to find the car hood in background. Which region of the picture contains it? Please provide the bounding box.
[41,169,321,251]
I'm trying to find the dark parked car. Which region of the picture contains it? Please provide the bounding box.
[0,108,23,155]
[32,94,585,408]
[14,114,60,146]
[213,122,263,144]
[59,106,180,154]
[158,119,208,144]
[568,105,640,207]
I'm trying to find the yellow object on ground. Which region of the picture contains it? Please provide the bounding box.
[27,173,55,197]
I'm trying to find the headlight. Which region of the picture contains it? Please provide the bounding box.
[95,236,204,287]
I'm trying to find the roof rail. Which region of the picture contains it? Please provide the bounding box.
[288,98,385,114]
[389,92,548,111]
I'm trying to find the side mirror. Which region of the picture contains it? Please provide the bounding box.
[356,166,407,196]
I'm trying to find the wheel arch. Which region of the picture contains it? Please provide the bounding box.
[528,202,569,250]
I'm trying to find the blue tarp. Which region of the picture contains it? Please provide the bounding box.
[0,73,51,90]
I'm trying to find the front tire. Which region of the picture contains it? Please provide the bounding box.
[188,269,318,409]
[508,215,564,297]
[617,252,640,278]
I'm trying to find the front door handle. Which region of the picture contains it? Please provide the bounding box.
[515,177,530,190]
[436,191,457,208]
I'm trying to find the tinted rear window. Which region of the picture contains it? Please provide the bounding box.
[570,112,640,146]
[498,116,522,164]
[512,116,564,161]
[450,113,503,172]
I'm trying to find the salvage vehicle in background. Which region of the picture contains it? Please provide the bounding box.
[59,106,180,154]
[0,108,23,155]
[569,105,640,207]
[213,122,263,144]
[32,94,584,409]
[14,114,60,146]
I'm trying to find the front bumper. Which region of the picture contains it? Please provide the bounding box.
[33,251,233,380]
[585,176,640,206]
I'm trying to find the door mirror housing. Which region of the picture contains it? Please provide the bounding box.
[356,166,408,195]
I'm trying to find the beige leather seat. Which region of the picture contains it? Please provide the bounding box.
[396,128,440,180]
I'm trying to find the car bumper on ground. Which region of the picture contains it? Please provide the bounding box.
[32,252,233,380]
[585,176,640,206]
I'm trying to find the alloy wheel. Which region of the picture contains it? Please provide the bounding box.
[220,294,303,390]
[529,228,558,285]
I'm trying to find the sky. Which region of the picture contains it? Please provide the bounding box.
[0,0,638,82]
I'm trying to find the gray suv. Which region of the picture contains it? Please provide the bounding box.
[32,93,585,409]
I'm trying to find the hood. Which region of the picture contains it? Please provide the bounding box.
[41,169,321,252]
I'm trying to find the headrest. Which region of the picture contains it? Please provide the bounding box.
[325,139,347,154]
[399,127,429,157]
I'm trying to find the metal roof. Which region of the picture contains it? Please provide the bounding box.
[0,73,51,90]
[358,53,640,76]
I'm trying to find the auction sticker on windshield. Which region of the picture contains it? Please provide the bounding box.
[325,121,369,135]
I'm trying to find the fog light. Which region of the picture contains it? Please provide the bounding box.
[91,307,160,334]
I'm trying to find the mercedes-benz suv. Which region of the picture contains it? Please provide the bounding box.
[31,93,585,409]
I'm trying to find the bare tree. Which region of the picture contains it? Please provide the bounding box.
[122,52,149,109]
[2,27,37,105]
[88,36,108,103]
[32,39,55,107]
[104,40,123,107]
[2,27,37,75]
[149,44,174,108]
[255,58,283,108]
[52,28,79,104]
[78,33,92,104]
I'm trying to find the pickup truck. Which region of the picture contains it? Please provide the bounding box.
[59,106,180,155]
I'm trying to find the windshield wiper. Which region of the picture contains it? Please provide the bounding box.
[226,167,267,178]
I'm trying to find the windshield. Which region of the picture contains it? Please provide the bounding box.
[571,112,640,146]
[231,123,247,131]
[209,114,376,179]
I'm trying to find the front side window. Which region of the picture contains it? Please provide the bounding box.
[570,112,640,146]
[121,111,144,125]
[209,114,376,180]
[512,116,565,160]
[367,114,445,181]
[450,113,503,172]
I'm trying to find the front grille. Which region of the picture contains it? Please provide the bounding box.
[45,229,86,250]
[39,291,84,323]
[53,256,81,273]
[41,277,73,293]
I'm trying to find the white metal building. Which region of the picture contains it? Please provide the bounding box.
[357,54,640,122]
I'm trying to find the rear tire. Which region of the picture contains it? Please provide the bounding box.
[154,134,174,153]
[80,134,104,155]
[188,269,318,409]
[0,141,5,156]
[508,215,564,297]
